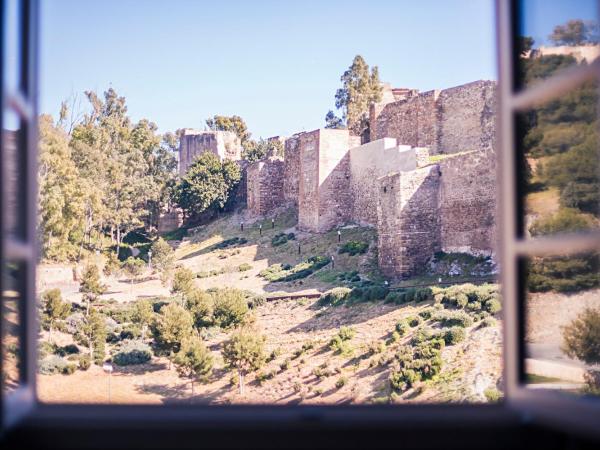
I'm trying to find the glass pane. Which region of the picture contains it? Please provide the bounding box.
[3,0,23,95]
[524,252,600,396]
[517,82,600,238]
[2,108,24,239]
[37,0,500,405]
[2,261,24,395]
[516,0,600,90]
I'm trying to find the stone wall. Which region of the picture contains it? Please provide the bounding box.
[178,129,242,175]
[377,165,442,279]
[438,149,497,256]
[437,80,496,155]
[246,157,285,215]
[349,138,417,226]
[158,209,183,233]
[371,80,496,155]
[283,132,303,206]
[371,90,440,151]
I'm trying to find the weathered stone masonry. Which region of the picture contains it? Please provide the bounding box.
[223,79,497,279]
[178,129,242,175]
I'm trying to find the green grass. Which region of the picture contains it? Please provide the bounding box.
[161,227,188,241]
[526,374,566,384]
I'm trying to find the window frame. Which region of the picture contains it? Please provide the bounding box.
[0,0,599,444]
[498,0,600,439]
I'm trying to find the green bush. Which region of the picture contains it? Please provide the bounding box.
[480,317,497,328]
[419,308,434,320]
[211,288,249,328]
[338,241,369,256]
[562,308,600,364]
[335,376,348,389]
[259,256,331,282]
[395,320,409,336]
[113,340,152,366]
[238,263,253,272]
[389,368,419,392]
[407,316,422,327]
[484,299,502,314]
[441,327,466,345]
[484,387,503,402]
[271,232,295,247]
[54,344,80,357]
[318,287,352,307]
[338,326,356,341]
[214,237,248,249]
[79,354,91,371]
[39,355,75,375]
[432,310,473,328]
[385,287,432,305]
[329,327,356,356]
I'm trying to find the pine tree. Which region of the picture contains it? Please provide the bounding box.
[41,288,71,343]
[222,327,266,395]
[79,264,106,315]
[173,335,213,396]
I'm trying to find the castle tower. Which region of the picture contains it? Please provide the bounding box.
[178,129,242,175]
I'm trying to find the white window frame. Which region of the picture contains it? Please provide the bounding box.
[0,0,599,441]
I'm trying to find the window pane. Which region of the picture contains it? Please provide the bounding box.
[516,0,600,90]
[2,108,24,239]
[2,261,24,395]
[3,0,23,96]
[36,0,501,405]
[524,251,600,396]
[517,82,600,238]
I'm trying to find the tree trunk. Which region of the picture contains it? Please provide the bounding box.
[239,371,245,396]
[191,379,194,397]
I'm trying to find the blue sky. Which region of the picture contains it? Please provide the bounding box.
[40,1,499,138]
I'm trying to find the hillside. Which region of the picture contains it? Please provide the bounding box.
[36,209,503,405]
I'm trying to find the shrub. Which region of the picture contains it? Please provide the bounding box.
[442,327,466,345]
[279,358,290,371]
[259,256,331,282]
[338,326,356,341]
[271,232,295,247]
[54,344,80,357]
[186,289,214,327]
[484,299,502,314]
[480,317,497,328]
[79,354,91,371]
[385,287,432,304]
[338,241,369,256]
[113,340,152,366]
[562,308,600,364]
[318,287,352,307]
[432,310,473,328]
[395,320,409,336]
[335,376,348,389]
[366,340,387,356]
[484,387,503,402]
[389,368,419,392]
[211,288,249,329]
[419,308,434,320]
[215,237,248,249]
[407,316,422,327]
[238,263,253,272]
[312,366,332,379]
[390,331,401,343]
[39,355,75,375]
[528,254,600,293]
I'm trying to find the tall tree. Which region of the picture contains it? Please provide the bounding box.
[549,19,598,46]
[205,115,251,144]
[173,335,214,396]
[152,303,194,366]
[38,115,86,260]
[40,288,71,343]
[79,264,106,316]
[326,55,383,140]
[221,327,266,395]
[77,307,107,364]
[176,152,241,222]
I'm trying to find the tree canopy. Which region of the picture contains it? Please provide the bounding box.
[325,55,383,140]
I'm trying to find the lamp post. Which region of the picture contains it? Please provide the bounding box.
[102,362,113,404]
[148,249,153,270]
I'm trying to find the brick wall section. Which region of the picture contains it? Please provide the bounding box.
[316,130,353,232]
[371,80,496,156]
[438,149,497,256]
[246,157,285,215]
[283,133,303,205]
[437,80,496,155]
[178,129,242,175]
[372,90,440,151]
[349,138,417,227]
[377,166,442,279]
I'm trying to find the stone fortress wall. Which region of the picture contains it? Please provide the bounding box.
[180,79,497,279]
[178,128,242,175]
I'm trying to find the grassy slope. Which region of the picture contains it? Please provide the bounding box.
[173,208,380,295]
